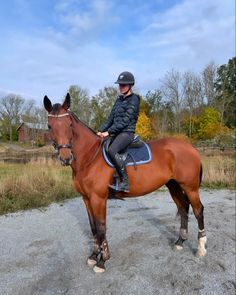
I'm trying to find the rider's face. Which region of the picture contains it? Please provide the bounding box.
[119,84,130,95]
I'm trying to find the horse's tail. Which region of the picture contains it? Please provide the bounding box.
[199,163,203,187]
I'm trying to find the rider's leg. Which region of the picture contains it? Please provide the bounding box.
[108,132,134,192]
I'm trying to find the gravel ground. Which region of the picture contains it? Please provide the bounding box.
[0,189,235,295]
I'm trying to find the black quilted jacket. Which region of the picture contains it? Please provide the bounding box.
[99,93,140,135]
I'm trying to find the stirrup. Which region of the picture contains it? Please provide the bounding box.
[108,183,130,193]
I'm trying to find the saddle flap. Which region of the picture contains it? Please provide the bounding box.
[104,137,113,155]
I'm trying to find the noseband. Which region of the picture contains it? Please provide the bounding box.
[48,113,73,152]
[52,141,73,151]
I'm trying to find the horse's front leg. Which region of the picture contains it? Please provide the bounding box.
[83,197,100,266]
[89,194,110,273]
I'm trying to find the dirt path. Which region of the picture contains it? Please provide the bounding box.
[0,189,235,295]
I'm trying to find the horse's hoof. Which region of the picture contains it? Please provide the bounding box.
[93,265,105,273]
[174,245,183,251]
[87,258,97,266]
[196,248,207,257]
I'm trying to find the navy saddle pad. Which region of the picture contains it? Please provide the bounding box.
[102,136,152,168]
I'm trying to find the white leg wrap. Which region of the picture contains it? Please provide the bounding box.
[93,265,106,273]
[175,245,183,251]
[87,258,97,266]
[197,236,207,257]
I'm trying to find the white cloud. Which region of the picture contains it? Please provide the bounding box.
[0,0,234,104]
[0,32,132,105]
[57,0,118,39]
[123,0,235,90]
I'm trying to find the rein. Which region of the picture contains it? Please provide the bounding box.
[48,111,103,166]
[85,137,104,168]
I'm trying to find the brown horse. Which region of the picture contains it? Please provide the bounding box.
[44,93,207,273]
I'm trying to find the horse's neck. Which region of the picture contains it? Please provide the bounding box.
[72,116,101,165]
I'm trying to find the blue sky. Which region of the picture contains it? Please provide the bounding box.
[0,0,235,105]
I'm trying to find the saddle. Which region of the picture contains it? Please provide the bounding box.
[102,135,152,168]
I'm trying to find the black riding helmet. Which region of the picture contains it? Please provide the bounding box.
[115,71,135,85]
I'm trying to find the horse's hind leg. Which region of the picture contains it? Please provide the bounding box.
[181,187,207,257]
[166,180,190,250]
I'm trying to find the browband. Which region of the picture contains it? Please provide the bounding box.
[48,113,70,118]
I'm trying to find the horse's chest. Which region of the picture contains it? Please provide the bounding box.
[71,170,84,195]
[73,178,85,195]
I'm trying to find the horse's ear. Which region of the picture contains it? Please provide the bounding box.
[62,93,71,110]
[43,95,53,113]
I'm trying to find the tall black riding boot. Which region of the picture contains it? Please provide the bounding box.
[109,153,130,192]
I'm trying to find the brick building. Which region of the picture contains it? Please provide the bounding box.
[17,122,51,144]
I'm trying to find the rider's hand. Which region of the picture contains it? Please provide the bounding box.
[97,131,109,138]
[101,131,109,138]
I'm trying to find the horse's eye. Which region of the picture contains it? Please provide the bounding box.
[48,124,51,130]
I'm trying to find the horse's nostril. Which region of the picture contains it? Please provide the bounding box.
[59,154,73,166]
[58,155,66,165]
[69,154,74,164]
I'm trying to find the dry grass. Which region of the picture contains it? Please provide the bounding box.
[0,160,77,215]
[201,154,235,189]
[0,150,235,215]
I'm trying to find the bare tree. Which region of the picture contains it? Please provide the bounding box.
[21,99,37,123]
[183,71,204,137]
[0,94,25,141]
[160,69,184,133]
[35,107,48,126]
[202,61,217,106]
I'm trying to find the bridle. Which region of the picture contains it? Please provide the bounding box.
[48,111,103,166]
[48,112,73,152]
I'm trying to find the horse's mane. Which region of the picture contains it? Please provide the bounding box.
[69,111,98,136]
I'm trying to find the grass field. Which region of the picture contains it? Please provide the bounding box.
[0,150,235,215]
[201,154,235,188]
[0,160,76,215]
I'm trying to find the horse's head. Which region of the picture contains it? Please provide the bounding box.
[44,93,74,166]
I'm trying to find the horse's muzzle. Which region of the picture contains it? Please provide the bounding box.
[58,154,74,166]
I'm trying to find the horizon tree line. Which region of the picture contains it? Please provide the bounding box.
[0,57,235,142]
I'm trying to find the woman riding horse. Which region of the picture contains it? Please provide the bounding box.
[43,88,207,274]
[97,71,140,193]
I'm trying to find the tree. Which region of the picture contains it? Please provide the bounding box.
[139,96,151,116]
[143,90,163,137]
[161,69,184,133]
[215,57,236,127]
[68,85,91,125]
[144,90,162,115]
[0,94,25,141]
[136,112,152,140]
[202,62,217,106]
[158,102,174,135]
[183,71,204,137]
[194,107,226,140]
[21,99,40,123]
[90,87,118,130]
